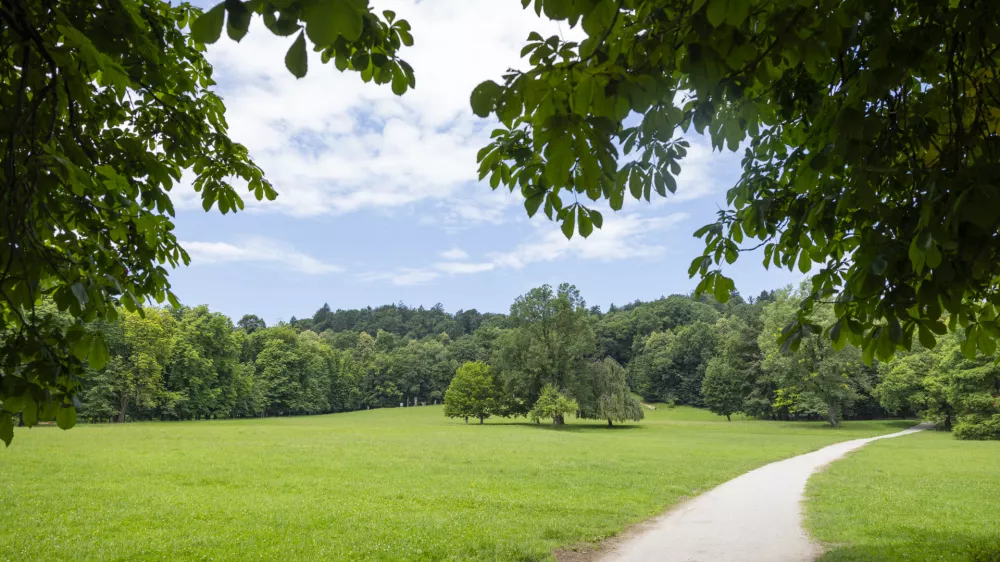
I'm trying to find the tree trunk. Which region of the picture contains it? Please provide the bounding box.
[826,402,839,427]
[553,414,564,426]
[479,416,484,424]
[464,416,468,424]
[607,418,613,427]
[726,413,731,422]
[117,395,129,423]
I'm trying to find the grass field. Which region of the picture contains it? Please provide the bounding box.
[806,430,1000,561]
[1,406,911,561]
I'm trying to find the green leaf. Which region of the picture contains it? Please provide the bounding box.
[961,334,978,360]
[524,193,544,217]
[470,81,503,118]
[590,209,603,228]
[56,405,77,430]
[561,208,576,239]
[609,184,624,211]
[543,0,574,20]
[713,274,730,302]
[705,0,728,27]
[0,412,11,447]
[925,244,942,269]
[908,235,925,272]
[191,3,226,44]
[871,256,888,275]
[88,332,109,370]
[578,208,593,238]
[2,392,26,414]
[21,399,38,427]
[304,0,364,44]
[285,32,308,78]
[977,328,997,356]
[225,0,251,42]
[391,68,407,96]
[798,253,811,273]
[573,76,594,115]
[918,325,936,349]
[71,281,89,308]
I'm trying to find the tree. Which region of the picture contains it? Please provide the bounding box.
[760,287,868,427]
[701,359,743,422]
[494,284,595,414]
[528,384,578,426]
[116,308,178,423]
[577,358,644,427]
[237,315,267,334]
[0,0,415,444]
[473,0,1000,363]
[628,322,716,405]
[443,362,499,424]
[878,333,1000,440]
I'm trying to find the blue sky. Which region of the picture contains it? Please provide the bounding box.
[169,0,802,324]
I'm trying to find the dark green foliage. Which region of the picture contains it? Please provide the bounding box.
[0,0,415,445]
[493,284,595,414]
[628,322,717,406]
[876,331,1000,440]
[476,0,1000,363]
[701,360,743,422]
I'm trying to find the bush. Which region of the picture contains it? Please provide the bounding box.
[954,414,1000,440]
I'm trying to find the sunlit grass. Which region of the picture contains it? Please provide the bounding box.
[1,406,910,561]
[806,430,1000,561]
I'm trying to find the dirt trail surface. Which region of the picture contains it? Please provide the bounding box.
[598,423,932,562]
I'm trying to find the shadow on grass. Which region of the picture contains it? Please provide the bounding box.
[817,530,1000,562]
[775,419,918,432]
[476,421,646,431]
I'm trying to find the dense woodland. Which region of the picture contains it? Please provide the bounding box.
[60,283,999,439]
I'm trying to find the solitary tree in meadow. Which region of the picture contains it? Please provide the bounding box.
[528,384,578,426]
[578,358,644,427]
[701,359,744,422]
[444,362,499,424]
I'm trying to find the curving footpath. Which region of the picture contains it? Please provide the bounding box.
[600,423,932,562]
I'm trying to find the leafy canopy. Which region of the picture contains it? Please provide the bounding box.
[473,0,1000,363]
[0,0,413,445]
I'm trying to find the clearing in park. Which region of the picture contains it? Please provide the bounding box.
[0,406,916,561]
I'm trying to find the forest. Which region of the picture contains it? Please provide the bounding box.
[64,283,999,440]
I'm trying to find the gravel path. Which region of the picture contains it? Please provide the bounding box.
[599,423,932,562]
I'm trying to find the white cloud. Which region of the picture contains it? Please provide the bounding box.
[490,212,689,269]
[181,237,340,275]
[435,261,495,275]
[440,248,470,260]
[359,268,440,286]
[176,1,571,223]
[365,211,689,284]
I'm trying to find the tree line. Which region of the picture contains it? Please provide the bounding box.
[48,282,996,440]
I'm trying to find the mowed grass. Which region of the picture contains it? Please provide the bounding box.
[1,407,911,561]
[806,430,1000,561]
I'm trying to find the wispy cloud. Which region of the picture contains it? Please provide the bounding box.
[359,268,441,286]
[181,237,340,275]
[365,212,689,284]
[440,248,470,260]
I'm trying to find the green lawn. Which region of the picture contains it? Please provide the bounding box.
[806,430,1000,561]
[1,406,910,561]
